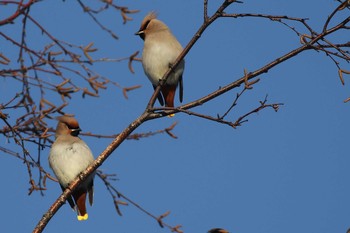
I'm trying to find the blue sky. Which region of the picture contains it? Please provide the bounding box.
[1,0,350,233]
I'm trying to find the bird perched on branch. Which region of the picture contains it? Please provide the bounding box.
[48,116,95,221]
[135,12,185,114]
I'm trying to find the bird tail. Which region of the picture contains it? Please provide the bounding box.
[73,190,89,221]
[161,85,177,117]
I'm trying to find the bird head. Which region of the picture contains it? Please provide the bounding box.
[55,116,81,138]
[135,12,169,40]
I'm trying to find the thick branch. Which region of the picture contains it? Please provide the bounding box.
[33,112,149,233]
[32,1,349,232]
[147,14,349,118]
[145,0,241,111]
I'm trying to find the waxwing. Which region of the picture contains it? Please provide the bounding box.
[48,116,95,221]
[208,228,230,233]
[135,12,185,112]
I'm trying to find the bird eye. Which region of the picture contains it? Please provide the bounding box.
[145,20,151,28]
[140,20,151,31]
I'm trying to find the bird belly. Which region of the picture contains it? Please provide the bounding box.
[142,43,184,86]
[49,141,94,187]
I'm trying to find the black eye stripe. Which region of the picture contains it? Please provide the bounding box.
[142,20,151,30]
[70,128,80,137]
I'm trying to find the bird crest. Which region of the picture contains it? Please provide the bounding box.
[140,11,158,31]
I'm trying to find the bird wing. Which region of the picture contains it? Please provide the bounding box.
[178,75,183,103]
[88,179,94,206]
[153,85,165,106]
[60,184,76,210]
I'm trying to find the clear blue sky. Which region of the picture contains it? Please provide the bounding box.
[1,1,350,233]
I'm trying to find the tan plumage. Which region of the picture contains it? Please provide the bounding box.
[136,12,185,110]
[49,116,95,221]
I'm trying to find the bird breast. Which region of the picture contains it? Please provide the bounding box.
[49,140,94,188]
[142,33,184,86]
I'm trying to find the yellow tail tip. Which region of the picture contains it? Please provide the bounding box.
[168,113,175,117]
[77,213,88,221]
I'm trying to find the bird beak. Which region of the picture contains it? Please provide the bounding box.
[135,30,145,40]
[70,128,81,136]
